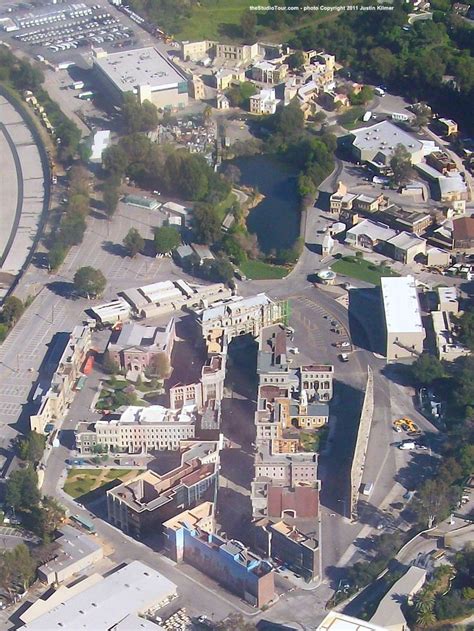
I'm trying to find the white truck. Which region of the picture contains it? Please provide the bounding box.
[71,81,84,90]
[362,111,372,122]
[399,441,416,450]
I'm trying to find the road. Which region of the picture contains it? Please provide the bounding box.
[0,120,445,629]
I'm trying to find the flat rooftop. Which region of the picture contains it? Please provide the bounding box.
[317,612,387,631]
[381,275,423,334]
[94,47,186,93]
[351,120,423,155]
[20,561,176,631]
[38,526,102,578]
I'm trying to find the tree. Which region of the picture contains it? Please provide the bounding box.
[1,297,24,327]
[103,182,120,217]
[451,356,474,410]
[390,145,413,187]
[222,164,241,185]
[48,244,67,271]
[153,226,180,255]
[145,352,171,379]
[5,468,40,513]
[456,308,474,351]
[121,93,158,134]
[17,431,46,465]
[58,212,86,247]
[227,82,257,108]
[103,351,120,375]
[349,86,374,106]
[411,103,432,129]
[8,544,36,591]
[193,203,221,244]
[123,228,144,257]
[411,353,445,386]
[240,9,257,41]
[103,144,129,176]
[297,173,316,199]
[368,47,397,81]
[287,51,305,70]
[415,478,453,527]
[73,266,106,299]
[271,100,305,140]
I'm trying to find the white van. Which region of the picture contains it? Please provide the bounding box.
[362,482,373,496]
[399,441,416,450]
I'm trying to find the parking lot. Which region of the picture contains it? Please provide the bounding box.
[3,2,135,54]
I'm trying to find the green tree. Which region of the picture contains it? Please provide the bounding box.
[456,308,474,351]
[297,173,317,199]
[103,351,120,375]
[59,212,86,247]
[5,468,40,513]
[18,431,46,465]
[390,144,412,185]
[153,225,181,254]
[227,82,257,108]
[368,47,397,81]
[123,228,144,257]
[103,182,120,217]
[451,356,474,409]
[1,297,24,327]
[103,144,129,176]
[240,9,257,41]
[121,93,158,133]
[73,266,106,299]
[411,353,445,386]
[349,86,374,106]
[145,352,171,379]
[287,51,305,70]
[193,203,221,244]
[48,244,67,271]
[414,478,453,527]
[9,544,36,591]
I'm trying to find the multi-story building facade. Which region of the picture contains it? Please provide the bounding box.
[215,42,259,62]
[249,89,279,115]
[75,405,197,454]
[252,61,288,84]
[254,519,319,580]
[107,456,218,537]
[106,318,175,376]
[30,325,92,433]
[164,520,274,608]
[194,294,289,342]
[299,364,334,402]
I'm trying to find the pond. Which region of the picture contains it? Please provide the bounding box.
[232,154,300,254]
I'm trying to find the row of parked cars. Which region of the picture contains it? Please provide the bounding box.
[13,6,133,51]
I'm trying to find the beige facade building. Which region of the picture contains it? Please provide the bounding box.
[37,526,103,586]
[30,325,92,433]
[249,89,279,115]
[190,75,205,100]
[75,404,197,454]
[215,42,259,62]
[213,68,246,90]
[181,40,216,61]
[252,61,288,84]
[381,276,425,362]
[93,47,188,110]
[194,293,289,341]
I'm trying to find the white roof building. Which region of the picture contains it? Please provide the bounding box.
[381,276,423,335]
[317,611,388,631]
[89,130,111,164]
[346,121,424,165]
[20,561,177,630]
[89,298,132,325]
[381,275,425,361]
[371,566,426,631]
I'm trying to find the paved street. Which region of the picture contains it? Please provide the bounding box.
[0,119,453,628]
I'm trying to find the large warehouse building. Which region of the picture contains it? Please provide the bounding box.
[341,121,425,165]
[93,46,188,110]
[381,275,425,362]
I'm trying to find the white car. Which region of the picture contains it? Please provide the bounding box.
[399,441,416,450]
[339,353,349,362]
[289,347,299,355]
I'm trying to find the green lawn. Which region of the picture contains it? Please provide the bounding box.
[63,468,135,499]
[240,259,289,280]
[331,256,400,286]
[177,0,269,41]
